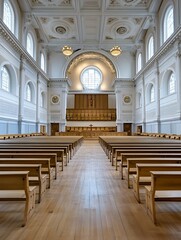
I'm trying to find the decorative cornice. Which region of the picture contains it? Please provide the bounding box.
[135,26,181,81]
[49,78,72,87]
[0,19,49,81]
[112,78,134,88]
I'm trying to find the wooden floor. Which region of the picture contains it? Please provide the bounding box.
[1,140,181,240]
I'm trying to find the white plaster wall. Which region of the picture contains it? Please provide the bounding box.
[48,52,66,78]
[108,94,116,108]
[67,94,75,109]
[116,51,135,78]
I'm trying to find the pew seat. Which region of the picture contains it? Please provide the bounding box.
[0,171,36,227]
[132,163,181,203]
[145,171,181,224]
[0,164,46,203]
[125,158,181,188]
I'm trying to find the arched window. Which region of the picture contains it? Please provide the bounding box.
[81,67,102,90]
[26,33,34,57]
[1,66,10,92]
[163,6,174,42]
[3,0,15,34]
[147,36,154,61]
[150,84,155,102]
[168,72,175,94]
[40,52,45,71]
[136,92,142,108]
[137,53,142,73]
[40,92,45,108]
[26,83,32,102]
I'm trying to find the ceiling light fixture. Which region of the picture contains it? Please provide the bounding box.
[110,46,122,57]
[62,46,73,56]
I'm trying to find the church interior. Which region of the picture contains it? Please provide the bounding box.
[1,0,181,239]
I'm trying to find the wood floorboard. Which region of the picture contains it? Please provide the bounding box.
[1,140,181,240]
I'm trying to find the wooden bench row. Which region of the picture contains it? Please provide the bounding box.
[0,136,83,227]
[0,171,36,227]
[0,132,44,140]
[122,156,181,224]
[99,136,181,225]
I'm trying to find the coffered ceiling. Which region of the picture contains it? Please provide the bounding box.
[18,0,162,54]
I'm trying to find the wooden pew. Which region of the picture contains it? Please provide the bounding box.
[99,136,181,161]
[111,145,181,164]
[0,164,44,203]
[126,158,181,188]
[145,171,181,224]
[0,135,84,162]
[0,148,64,172]
[0,171,36,227]
[119,151,181,178]
[133,163,181,203]
[115,148,181,170]
[0,152,58,179]
[0,158,52,189]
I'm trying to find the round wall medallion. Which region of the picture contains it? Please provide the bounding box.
[123,95,131,104]
[51,95,60,104]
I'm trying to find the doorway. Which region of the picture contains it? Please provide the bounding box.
[137,125,142,134]
[123,123,132,136]
[51,123,59,136]
[40,125,46,134]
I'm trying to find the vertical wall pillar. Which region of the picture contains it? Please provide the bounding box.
[175,41,181,118]
[59,89,68,132]
[36,73,40,132]
[115,88,123,132]
[154,60,160,133]
[141,74,146,132]
[18,55,25,133]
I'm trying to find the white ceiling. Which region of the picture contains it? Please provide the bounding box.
[18,0,162,54]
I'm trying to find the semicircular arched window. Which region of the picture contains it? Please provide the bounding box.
[150,84,155,103]
[26,33,34,58]
[163,6,174,42]
[168,72,175,95]
[137,53,142,73]
[40,52,45,72]
[147,35,154,61]
[81,67,102,90]
[3,0,15,34]
[1,66,10,92]
[26,82,32,102]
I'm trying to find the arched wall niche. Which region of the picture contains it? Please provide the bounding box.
[64,51,117,92]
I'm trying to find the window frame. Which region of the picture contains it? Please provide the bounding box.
[150,84,155,103]
[26,33,34,58]
[163,5,174,43]
[168,72,175,95]
[137,53,142,73]
[147,35,154,61]
[0,65,10,92]
[40,91,46,108]
[25,82,32,102]
[40,52,46,72]
[3,0,15,34]
[81,66,102,90]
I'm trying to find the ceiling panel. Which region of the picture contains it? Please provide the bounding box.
[18,0,162,53]
[82,16,101,42]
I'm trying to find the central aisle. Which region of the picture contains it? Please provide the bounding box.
[2,140,181,240]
